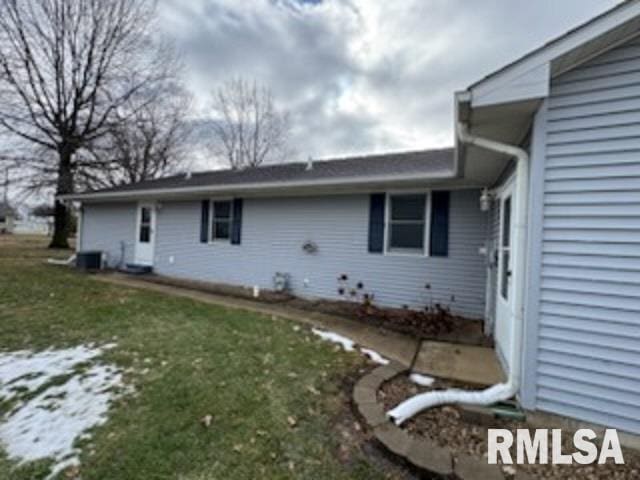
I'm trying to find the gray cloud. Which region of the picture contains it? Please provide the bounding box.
[158,0,621,167]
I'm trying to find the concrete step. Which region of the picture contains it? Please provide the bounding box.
[413,340,506,386]
[121,264,153,275]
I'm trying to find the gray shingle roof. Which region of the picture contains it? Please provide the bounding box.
[82,148,454,195]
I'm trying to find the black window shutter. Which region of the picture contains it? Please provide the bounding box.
[430,191,450,257]
[200,200,210,243]
[368,193,386,253]
[231,198,243,245]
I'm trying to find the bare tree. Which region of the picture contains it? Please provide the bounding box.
[209,78,291,170]
[76,85,192,189]
[1,83,191,205]
[0,137,51,204]
[0,0,177,248]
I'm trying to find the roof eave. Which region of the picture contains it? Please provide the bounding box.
[454,0,640,185]
[59,171,458,202]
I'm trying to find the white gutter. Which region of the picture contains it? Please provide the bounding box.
[388,122,529,424]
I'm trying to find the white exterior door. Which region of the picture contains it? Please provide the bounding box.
[495,180,515,371]
[135,202,156,266]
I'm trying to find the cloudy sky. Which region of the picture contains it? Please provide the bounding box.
[158,0,620,164]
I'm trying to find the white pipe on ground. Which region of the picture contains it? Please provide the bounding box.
[388,123,530,425]
[46,254,77,266]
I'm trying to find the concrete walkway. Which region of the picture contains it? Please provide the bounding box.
[93,273,422,367]
[93,273,504,385]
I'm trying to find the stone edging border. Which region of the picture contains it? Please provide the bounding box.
[353,363,508,480]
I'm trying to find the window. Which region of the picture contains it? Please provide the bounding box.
[211,200,232,241]
[387,194,426,253]
[500,196,512,300]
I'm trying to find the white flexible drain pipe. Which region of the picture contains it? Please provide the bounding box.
[388,123,530,425]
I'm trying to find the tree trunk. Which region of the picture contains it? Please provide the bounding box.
[49,146,74,249]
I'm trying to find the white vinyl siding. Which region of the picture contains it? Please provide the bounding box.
[150,190,487,317]
[525,37,640,434]
[79,190,488,318]
[80,203,137,268]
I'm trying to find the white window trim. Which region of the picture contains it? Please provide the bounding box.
[136,202,156,245]
[209,198,234,243]
[383,190,432,257]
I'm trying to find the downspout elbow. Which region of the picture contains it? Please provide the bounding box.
[457,122,528,164]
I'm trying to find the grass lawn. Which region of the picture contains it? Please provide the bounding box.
[0,235,386,480]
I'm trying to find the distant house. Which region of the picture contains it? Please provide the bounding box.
[0,202,17,234]
[16,204,56,236]
[13,215,52,236]
[63,2,640,436]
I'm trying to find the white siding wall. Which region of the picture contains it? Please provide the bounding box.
[81,203,137,268]
[151,190,488,317]
[525,37,640,434]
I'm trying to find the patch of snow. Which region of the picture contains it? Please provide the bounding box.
[311,329,355,351]
[311,329,395,365]
[0,344,130,479]
[0,345,102,402]
[409,373,435,387]
[360,348,389,365]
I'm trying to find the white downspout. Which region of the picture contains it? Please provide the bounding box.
[388,122,529,425]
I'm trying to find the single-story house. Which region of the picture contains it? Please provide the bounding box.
[62,2,640,436]
[0,202,17,234]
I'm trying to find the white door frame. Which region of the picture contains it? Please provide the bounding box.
[134,202,156,266]
[495,176,516,371]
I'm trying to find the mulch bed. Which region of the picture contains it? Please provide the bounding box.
[379,375,640,480]
[286,298,490,346]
